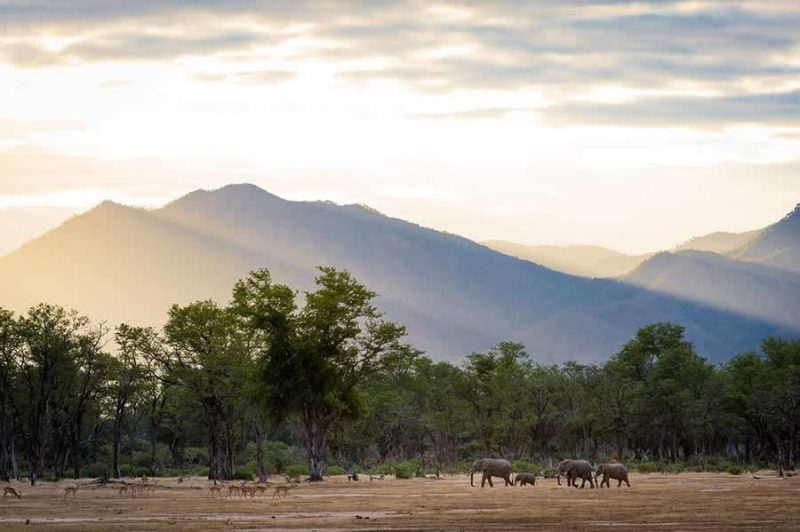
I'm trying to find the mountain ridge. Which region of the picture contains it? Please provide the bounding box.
[0,184,791,363]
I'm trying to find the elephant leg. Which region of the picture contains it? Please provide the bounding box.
[625,478,630,487]
[589,476,595,488]
[487,475,494,488]
[481,471,487,488]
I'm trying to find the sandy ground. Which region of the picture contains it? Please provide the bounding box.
[1,473,799,531]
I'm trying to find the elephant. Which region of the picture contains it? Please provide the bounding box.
[514,472,537,486]
[595,463,630,488]
[554,459,576,486]
[555,459,595,488]
[470,458,513,488]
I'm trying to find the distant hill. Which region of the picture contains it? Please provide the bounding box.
[733,204,800,274]
[0,184,789,363]
[483,241,653,278]
[485,228,762,279]
[674,229,761,255]
[624,250,800,329]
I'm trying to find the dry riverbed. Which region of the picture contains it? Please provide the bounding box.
[1,473,799,530]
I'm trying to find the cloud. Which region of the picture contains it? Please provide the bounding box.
[1,1,800,128]
[544,90,800,128]
[194,69,295,85]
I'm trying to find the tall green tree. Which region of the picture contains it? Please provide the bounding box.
[234,267,409,480]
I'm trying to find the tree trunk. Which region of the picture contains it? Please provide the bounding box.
[303,414,328,481]
[10,438,18,479]
[255,424,266,482]
[149,418,158,476]
[112,418,122,479]
[72,413,83,479]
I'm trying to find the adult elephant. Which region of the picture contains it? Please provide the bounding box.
[555,459,595,488]
[595,463,630,488]
[470,458,513,488]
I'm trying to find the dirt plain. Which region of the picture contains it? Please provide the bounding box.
[1,472,798,531]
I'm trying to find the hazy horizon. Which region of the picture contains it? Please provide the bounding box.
[2,1,800,255]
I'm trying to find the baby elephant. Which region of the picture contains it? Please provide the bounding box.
[514,472,537,486]
[595,463,630,488]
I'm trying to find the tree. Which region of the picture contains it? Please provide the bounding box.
[15,304,88,485]
[233,267,409,480]
[162,301,252,480]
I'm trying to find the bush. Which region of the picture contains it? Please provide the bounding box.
[392,460,423,479]
[285,464,308,479]
[119,464,150,478]
[726,464,743,475]
[636,461,659,473]
[158,468,183,478]
[82,462,111,478]
[512,460,531,472]
[265,441,294,474]
[191,466,210,477]
[234,467,255,481]
[184,447,209,466]
[665,463,685,474]
[327,465,346,476]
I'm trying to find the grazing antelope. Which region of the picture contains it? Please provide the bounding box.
[240,485,257,499]
[3,486,22,500]
[63,485,80,500]
[115,484,128,497]
[208,485,223,497]
[272,485,296,499]
[226,485,242,498]
[254,485,268,497]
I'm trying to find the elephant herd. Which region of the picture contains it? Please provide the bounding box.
[470,458,631,489]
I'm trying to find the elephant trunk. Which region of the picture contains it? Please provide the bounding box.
[470,471,475,487]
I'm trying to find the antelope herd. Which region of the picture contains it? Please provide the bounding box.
[1,475,300,503]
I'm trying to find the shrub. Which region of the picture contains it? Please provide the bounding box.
[393,462,414,479]
[265,441,294,474]
[726,464,743,475]
[665,463,685,474]
[285,464,308,479]
[159,468,183,478]
[191,466,210,477]
[82,462,111,479]
[327,465,346,476]
[234,467,255,481]
[512,460,531,472]
[636,461,659,473]
[184,447,209,466]
[392,460,423,479]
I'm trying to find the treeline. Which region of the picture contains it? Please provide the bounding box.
[0,268,798,485]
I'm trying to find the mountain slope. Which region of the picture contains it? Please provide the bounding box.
[624,250,800,329]
[733,204,800,273]
[0,184,790,363]
[482,241,653,278]
[674,229,761,254]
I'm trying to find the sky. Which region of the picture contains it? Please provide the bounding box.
[1,0,800,255]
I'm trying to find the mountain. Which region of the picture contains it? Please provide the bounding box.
[733,203,800,273]
[0,184,790,363]
[485,228,761,280]
[674,229,761,255]
[624,250,800,329]
[483,241,653,278]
